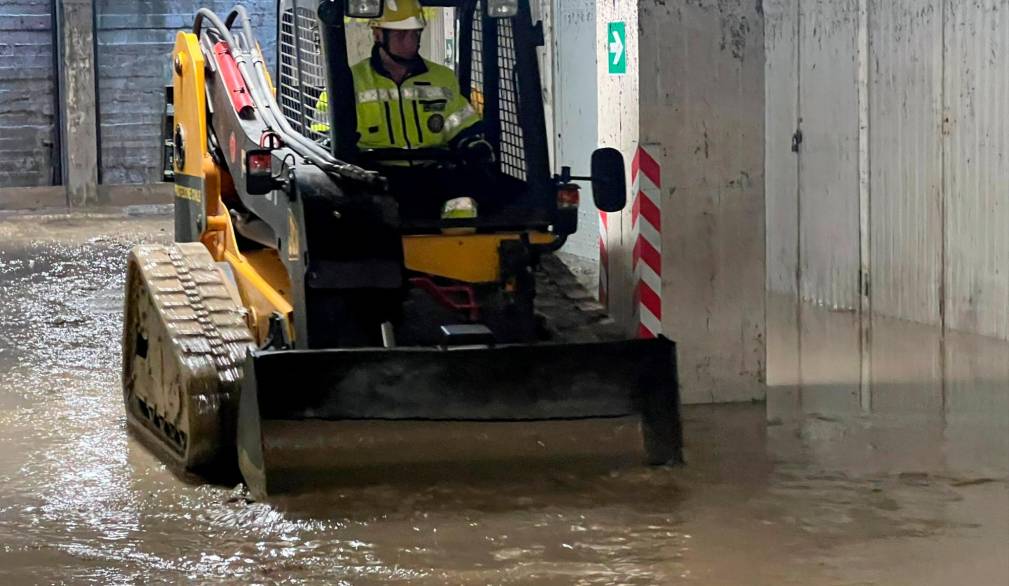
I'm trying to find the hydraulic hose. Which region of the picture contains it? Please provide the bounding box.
[193,9,240,50]
[194,8,290,146]
[225,7,368,176]
[193,7,379,184]
[224,7,254,51]
[222,9,329,163]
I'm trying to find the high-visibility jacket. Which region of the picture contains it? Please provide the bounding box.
[312,49,482,150]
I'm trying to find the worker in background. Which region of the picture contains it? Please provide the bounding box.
[313,0,492,163]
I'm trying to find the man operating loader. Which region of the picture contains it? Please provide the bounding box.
[313,0,493,162]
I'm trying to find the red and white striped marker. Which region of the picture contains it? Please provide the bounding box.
[598,211,609,307]
[632,145,662,339]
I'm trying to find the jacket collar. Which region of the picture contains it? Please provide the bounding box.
[370,44,428,83]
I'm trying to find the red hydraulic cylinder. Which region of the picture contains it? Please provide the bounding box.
[214,41,255,119]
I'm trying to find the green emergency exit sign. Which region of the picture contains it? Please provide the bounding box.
[608,21,626,75]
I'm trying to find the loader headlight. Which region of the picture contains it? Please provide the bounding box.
[487,0,518,18]
[346,0,383,19]
[441,197,478,220]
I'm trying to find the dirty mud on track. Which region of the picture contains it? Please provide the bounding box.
[0,209,1006,584]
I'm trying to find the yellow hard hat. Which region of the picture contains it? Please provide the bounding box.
[371,0,427,30]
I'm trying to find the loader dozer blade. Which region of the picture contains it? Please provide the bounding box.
[237,337,682,498]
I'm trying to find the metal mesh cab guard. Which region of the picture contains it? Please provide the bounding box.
[275,0,551,194]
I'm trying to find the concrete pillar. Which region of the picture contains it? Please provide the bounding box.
[638,0,766,404]
[55,0,100,206]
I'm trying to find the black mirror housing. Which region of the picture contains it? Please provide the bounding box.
[590,147,627,213]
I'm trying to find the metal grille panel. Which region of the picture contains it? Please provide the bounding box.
[468,5,527,181]
[279,3,328,143]
[495,18,526,181]
[470,6,485,109]
[277,1,532,181]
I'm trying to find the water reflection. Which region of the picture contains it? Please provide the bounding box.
[767,294,1009,479]
[0,213,1005,585]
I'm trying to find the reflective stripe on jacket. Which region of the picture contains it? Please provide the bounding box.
[311,49,481,150]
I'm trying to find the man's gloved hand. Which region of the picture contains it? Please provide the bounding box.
[458,137,496,165]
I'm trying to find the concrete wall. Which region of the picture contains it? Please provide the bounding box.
[58,0,100,205]
[765,0,1009,405]
[944,0,1009,341]
[548,0,637,282]
[96,1,276,185]
[0,0,57,187]
[552,0,600,261]
[596,0,639,329]
[545,0,638,330]
[638,0,766,404]
[0,2,277,193]
[547,0,768,404]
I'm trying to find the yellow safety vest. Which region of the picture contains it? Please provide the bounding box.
[312,53,481,151]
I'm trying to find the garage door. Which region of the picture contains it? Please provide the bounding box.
[96,0,275,184]
[0,0,58,187]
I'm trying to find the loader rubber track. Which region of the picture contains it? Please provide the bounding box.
[122,243,256,471]
[535,254,625,343]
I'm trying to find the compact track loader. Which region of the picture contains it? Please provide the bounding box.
[122,0,682,498]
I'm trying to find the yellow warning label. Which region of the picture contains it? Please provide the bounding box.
[288,211,300,261]
[174,185,202,203]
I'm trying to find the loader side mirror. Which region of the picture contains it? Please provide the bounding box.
[246,150,277,196]
[590,148,627,213]
[346,0,384,18]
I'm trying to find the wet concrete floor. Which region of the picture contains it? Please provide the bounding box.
[0,209,1006,584]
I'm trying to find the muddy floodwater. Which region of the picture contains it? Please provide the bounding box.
[0,209,1006,584]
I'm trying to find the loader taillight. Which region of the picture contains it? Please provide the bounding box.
[557,184,580,209]
[246,150,276,195]
[248,152,272,173]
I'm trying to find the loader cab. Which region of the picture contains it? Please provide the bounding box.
[275,0,624,235]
